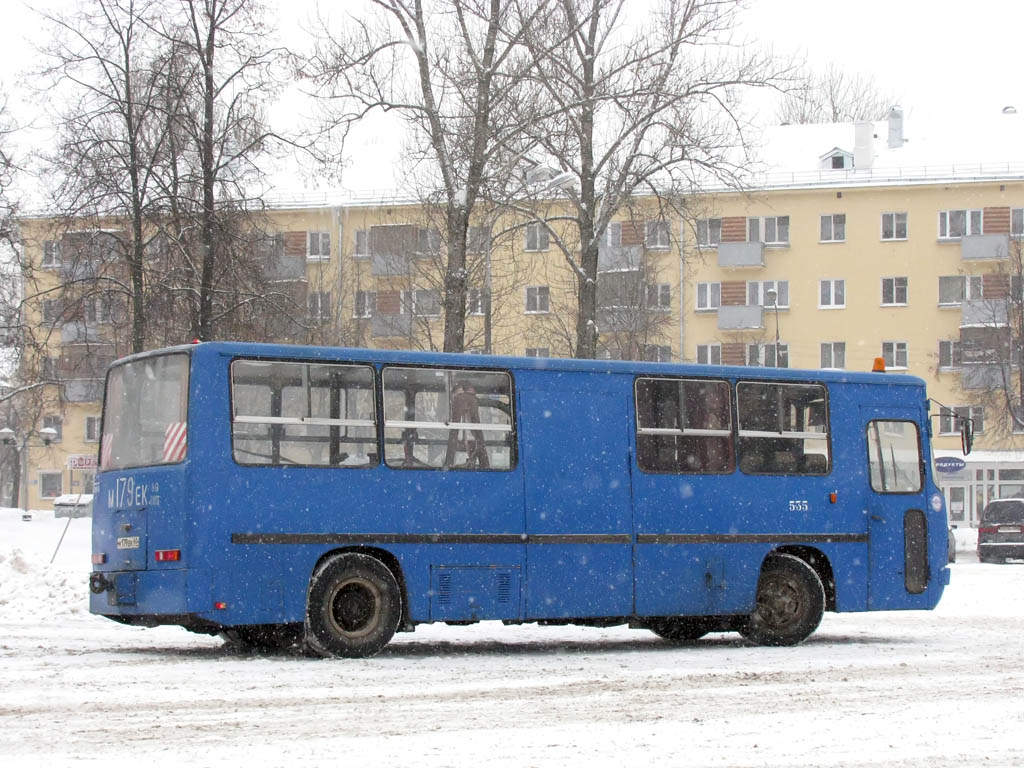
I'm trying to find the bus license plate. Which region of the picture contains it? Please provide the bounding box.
[116,536,140,550]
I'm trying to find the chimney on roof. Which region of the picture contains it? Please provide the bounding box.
[887,106,905,149]
[854,121,874,170]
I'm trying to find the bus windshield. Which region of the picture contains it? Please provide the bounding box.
[101,353,190,471]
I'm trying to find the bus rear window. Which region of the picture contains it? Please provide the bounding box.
[101,353,189,471]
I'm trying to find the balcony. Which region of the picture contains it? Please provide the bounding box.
[961,299,1007,328]
[63,379,104,403]
[371,313,413,338]
[960,363,1009,390]
[961,234,1009,261]
[263,251,305,281]
[597,244,643,273]
[718,241,764,268]
[717,304,765,331]
[60,322,105,344]
[597,306,642,333]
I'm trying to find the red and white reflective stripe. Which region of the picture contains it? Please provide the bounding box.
[163,422,187,463]
[100,435,113,469]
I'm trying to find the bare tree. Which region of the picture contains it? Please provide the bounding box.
[306,0,548,353]
[777,63,894,125]
[520,0,790,358]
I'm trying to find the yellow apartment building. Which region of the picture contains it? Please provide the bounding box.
[11,108,1024,523]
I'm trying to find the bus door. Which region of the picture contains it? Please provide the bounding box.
[861,407,929,609]
[518,384,634,619]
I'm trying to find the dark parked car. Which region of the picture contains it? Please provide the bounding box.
[977,499,1024,563]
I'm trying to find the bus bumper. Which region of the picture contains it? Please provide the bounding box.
[89,567,210,617]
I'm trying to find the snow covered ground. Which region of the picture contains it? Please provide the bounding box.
[1,508,1022,768]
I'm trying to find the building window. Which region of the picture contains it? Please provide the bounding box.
[79,471,95,494]
[881,212,908,240]
[939,405,983,435]
[748,216,790,245]
[467,287,486,316]
[819,279,845,308]
[42,299,63,324]
[308,291,331,322]
[820,214,846,242]
[938,340,961,370]
[42,415,63,442]
[820,342,846,369]
[696,218,721,247]
[938,275,982,306]
[525,286,550,313]
[39,471,62,499]
[1013,208,1024,237]
[353,229,369,258]
[748,280,789,308]
[353,290,376,319]
[646,220,671,249]
[42,240,61,268]
[696,343,722,365]
[881,276,908,306]
[467,226,492,253]
[85,416,101,443]
[696,282,720,311]
[882,341,908,369]
[525,347,549,358]
[747,342,788,368]
[938,209,983,239]
[646,283,671,310]
[643,344,672,362]
[417,227,441,256]
[525,222,549,252]
[307,231,330,261]
[605,222,622,247]
[413,289,441,317]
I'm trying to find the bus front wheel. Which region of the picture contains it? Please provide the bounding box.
[305,553,402,658]
[739,553,824,647]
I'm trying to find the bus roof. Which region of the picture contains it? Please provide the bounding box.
[113,340,927,390]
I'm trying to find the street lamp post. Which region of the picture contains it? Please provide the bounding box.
[765,289,781,367]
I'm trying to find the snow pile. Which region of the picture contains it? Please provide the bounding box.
[0,507,92,622]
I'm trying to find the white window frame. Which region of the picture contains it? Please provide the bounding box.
[748,216,790,245]
[412,289,441,317]
[307,231,331,261]
[646,283,671,311]
[881,212,908,241]
[643,344,672,362]
[42,240,61,268]
[696,282,721,312]
[748,280,789,308]
[747,342,789,368]
[525,222,550,252]
[645,220,671,250]
[85,415,101,443]
[525,347,549,358]
[605,222,622,247]
[881,276,908,306]
[353,290,376,319]
[938,275,983,306]
[39,471,63,499]
[882,341,908,369]
[42,415,63,442]
[820,341,846,369]
[939,405,983,435]
[308,291,331,322]
[525,286,550,314]
[353,229,369,258]
[696,218,722,248]
[820,213,846,243]
[696,343,721,365]
[819,279,845,309]
[1013,208,1024,238]
[938,340,961,370]
[467,287,486,316]
[938,209,983,240]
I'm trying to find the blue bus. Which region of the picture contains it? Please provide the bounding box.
[89,341,962,657]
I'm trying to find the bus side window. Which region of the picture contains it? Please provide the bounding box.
[737,382,830,476]
[635,377,734,474]
[382,367,515,471]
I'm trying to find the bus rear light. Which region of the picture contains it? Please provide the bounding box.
[214,601,228,610]
[154,549,181,562]
[92,553,107,565]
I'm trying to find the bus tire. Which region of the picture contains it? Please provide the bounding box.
[304,553,402,658]
[646,617,713,641]
[739,553,824,647]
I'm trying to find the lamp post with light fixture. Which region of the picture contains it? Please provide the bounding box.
[765,289,782,367]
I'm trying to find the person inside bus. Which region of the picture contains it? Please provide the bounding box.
[444,380,490,469]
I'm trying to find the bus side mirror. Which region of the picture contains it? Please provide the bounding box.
[961,418,973,455]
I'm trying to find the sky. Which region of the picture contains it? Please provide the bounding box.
[3,0,1024,195]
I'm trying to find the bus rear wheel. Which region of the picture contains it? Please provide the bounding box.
[647,617,714,641]
[305,553,402,658]
[739,553,824,647]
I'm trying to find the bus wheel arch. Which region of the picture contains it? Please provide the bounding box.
[772,545,836,612]
[740,552,825,647]
[304,550,404,658]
